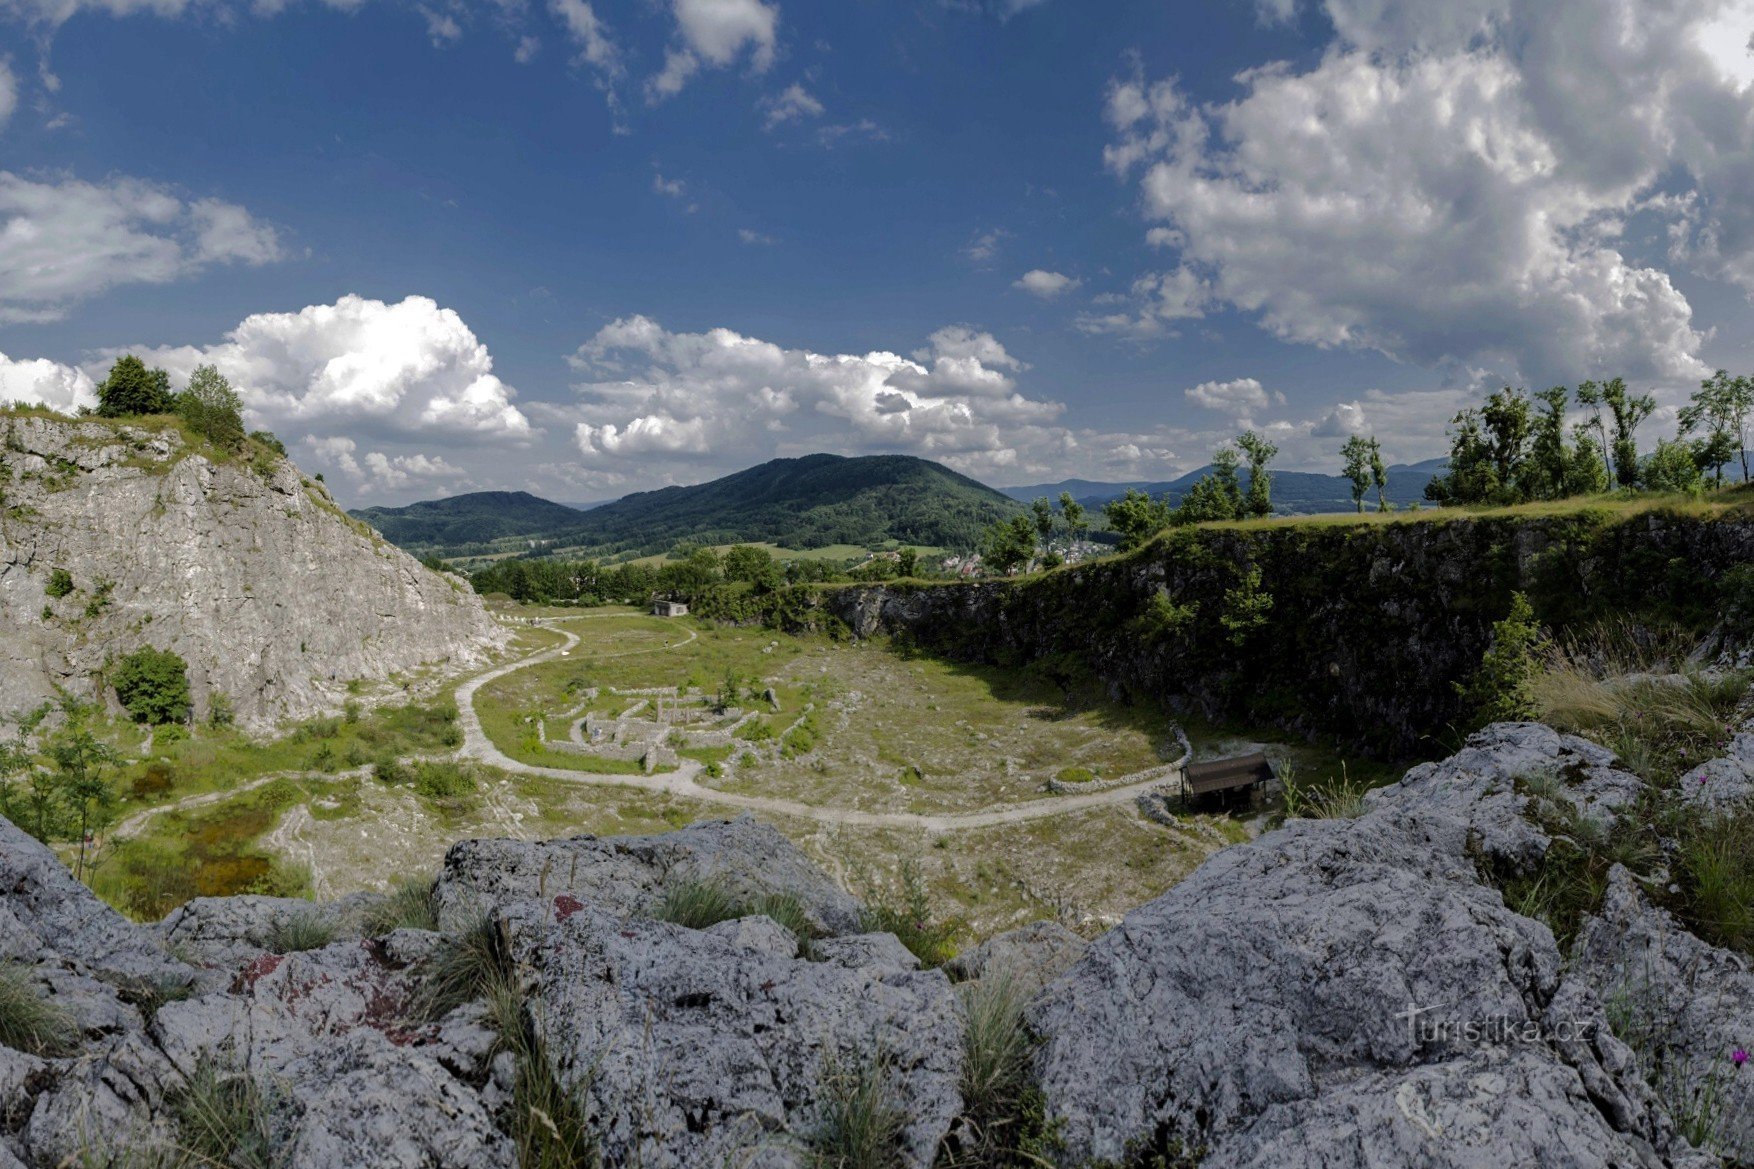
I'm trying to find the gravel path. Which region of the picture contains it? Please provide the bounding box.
[457,615,1185,833]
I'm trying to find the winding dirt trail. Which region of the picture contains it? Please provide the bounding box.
[457,614,1184,833]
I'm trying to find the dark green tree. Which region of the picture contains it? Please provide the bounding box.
[1480,386,1532,500]
[110,647,192,725]
[1030,497,1056,545]
[1522,386,1573,501]
[1457,593,1548,727]
[1235,430,1278,518]
[981,514,1038,574]
[95,356,173,418]
[176,364,246,448]
[42,697,117,880]
[1102,488,1174,552]
[1425,410,1498,506]
[1640,437,1706,494]
[722,544,781,592]
[1680,369,1753,485]
[1340,435,1373,513]
[896,547,919,577]
[1057,492,1087,541]
[1368,436,1389,511]
[1599,378,1655,489]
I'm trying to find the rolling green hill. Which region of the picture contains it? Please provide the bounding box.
[351,491,588,547]
[357,454,1025,559]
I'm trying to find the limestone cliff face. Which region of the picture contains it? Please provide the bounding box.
[0,414,508,726]
[821,509,1754,757]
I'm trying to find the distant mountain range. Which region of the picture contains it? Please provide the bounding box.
[1001,459,1447,514]
[353,453,1450,561]
[352,454,1024,557]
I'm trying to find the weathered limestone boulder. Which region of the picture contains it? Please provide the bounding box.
[497,897,963,1169]
[0,815,193,989]
[0,415,507,726]
[434,814,863,936]
[155,891,385,973]
[1569,866,1754,1163]
[1678,723,1754,810]
[1028,723,1688,1167]
[944,919,1086,996]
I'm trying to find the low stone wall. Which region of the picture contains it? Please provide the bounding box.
[1045,727,1192,795]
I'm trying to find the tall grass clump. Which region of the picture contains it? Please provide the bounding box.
[861,863,958,968]
[1606,973,1742,1157]
[364,877,440,935]
[1672,806,1754,954]
[0,961,78,1056]
[166,1058,278,1169]
[1278,761,1370,821]
[808,1051,907,1169]
[939,974,1059,1167]
[265,910,336,955]
[413,914,598,1168]
[654,877,743,930]
[650,877,817,957]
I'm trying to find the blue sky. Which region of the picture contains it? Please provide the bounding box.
[4,0,1754,504]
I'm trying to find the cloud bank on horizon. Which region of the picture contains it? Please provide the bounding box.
[3,0,1754,503]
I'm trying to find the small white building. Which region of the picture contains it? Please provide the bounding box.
[652,600,690,618]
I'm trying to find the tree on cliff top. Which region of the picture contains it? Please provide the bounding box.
[176,364,246,449]
[96,356,173,418]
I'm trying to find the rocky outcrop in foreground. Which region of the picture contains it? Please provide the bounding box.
[0,415,506,726]
[2,726,1750,1167]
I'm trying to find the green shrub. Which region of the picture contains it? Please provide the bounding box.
[808,1051,907,1169]
[861,863,958,968]
[266,910,336,954]
[111,647,192,726]
[413,761,476,799]
[45,568,73,599]
[207,692,235,729]
[1457,592,1548,727]
[1053,767,1096,786]
[0,961,78,1056]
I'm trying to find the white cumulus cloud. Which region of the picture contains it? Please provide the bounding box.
[649,0,778,100]
[761,82,823,128]
[1184,377,1283,423]
[1101,0,1754,390]
[0,172,284,323]
[0,351,95,412]
[1013,269,1080,299]
[128,294,532,447]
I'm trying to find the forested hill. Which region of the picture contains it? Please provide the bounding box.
[350,491,588,547]
[354,455,1025,558]
[542,454,1023,556]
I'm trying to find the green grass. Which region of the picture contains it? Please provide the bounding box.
[166,1059,277,1169]
[651,877,817,957]
[364,877,441,934]
[808,1051,908,1169]
[266,910,336,954]
[860,862,959,968]
[940,973,1060,1168]
[413,915,599,1167]
[0,961,79,1056]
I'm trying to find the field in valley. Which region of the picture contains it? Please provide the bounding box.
[84,606,1384,941]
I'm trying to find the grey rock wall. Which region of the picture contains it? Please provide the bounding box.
[0,415,507,726]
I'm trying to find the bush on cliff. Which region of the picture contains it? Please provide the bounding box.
[111,647,193,726]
